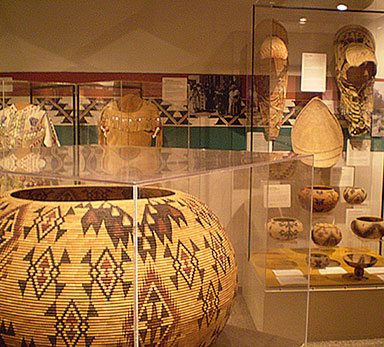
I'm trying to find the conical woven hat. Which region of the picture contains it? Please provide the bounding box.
[291,97,344,168]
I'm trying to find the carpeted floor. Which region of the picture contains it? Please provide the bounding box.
[213,294,301,347]
[213,294,384,347]
[307,340,384,347]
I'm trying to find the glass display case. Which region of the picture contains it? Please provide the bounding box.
[0,80,163,148]
[250,1,384,342]
[0,145,313,346]
[248,1,384,151]
[0,77,249,151]
[0,79,166,148]
[2,1,384,343]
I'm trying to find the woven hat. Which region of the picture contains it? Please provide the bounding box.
[254,19,289,141]
[291,97,344,168]
[334,24,377,136]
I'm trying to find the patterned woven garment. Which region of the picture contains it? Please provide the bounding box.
[0,185,237,346]
[0,104,60,149]
[98,94,162,147]
[0,104,60,190]
[334,24,377,136]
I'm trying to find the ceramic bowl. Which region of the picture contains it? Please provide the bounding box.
[343,253,377,280]
[343,186,367,205]
[343,253,377,269]
[306,252,330,269]
[298,185,339,213]
[267,217,303,241]
[311,223,342,247]
[351,216,384,240]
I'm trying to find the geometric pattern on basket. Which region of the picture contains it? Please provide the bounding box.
[140,200,187,262]
[180,196,215,227]
[80,203,133,249]
[18,246,70,300]
[198,279,222,328]
[0,187,237,347]
[0,320,15,337]
[203,301,235,347]
[0,204,28,281]
[25,206,71,242]
[204,232,231,276]
[119,268,180,347]
[164,239,204,290]
[120,312,134,346]
[0,204,19,242]
[81,247,132,300]
[137,267,180,346]
[44,299,98,347]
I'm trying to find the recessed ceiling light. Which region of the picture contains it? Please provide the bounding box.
[299,17,307,24]
[337,3,348,11]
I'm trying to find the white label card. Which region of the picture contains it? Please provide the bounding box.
[247,132,269,152]
[276,276,308,286]
[330,166,355,187]
[272,269,303,277]
[318,267,347,275]
[273,269,307,285]
[346,139,371,166]
[162,77,188,109]
[345,207,371,226]
[264,184,291,208]
[301,53,327,92]
[365,267,384,274]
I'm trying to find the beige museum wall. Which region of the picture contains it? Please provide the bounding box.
[2,0,384,81]
[0,0,252,75]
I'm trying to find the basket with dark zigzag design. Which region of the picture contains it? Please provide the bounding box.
[0,185,237,346]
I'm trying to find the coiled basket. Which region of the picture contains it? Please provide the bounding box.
[0,185,237,346]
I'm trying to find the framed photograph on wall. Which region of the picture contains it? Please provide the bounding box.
[372,79,384,137]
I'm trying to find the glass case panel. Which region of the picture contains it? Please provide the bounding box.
[245,153,313,345]
[249,2,384,150]
[0,145,312,346]
[251,2,384,343]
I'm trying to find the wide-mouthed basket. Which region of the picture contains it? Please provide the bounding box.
[0,185,237,346]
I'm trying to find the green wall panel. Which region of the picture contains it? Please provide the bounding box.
[162,127,189,148]
[163,127,247,150]
[55,126,74,146]
[57,125,249,151]
[55,124,384,153]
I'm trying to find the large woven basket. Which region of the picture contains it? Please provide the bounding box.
[0,185,237,346]
[291,97,344,168]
